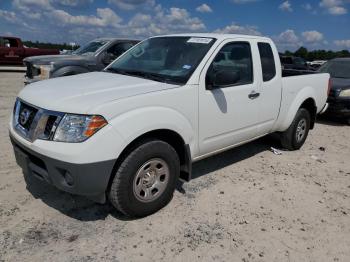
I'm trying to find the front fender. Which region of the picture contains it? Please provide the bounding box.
[108,106,196,156]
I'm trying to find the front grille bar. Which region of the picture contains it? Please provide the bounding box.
[13,99,64,142]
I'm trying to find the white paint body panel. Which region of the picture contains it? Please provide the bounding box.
[10,33,329,165]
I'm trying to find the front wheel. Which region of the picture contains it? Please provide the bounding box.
[280,108,311,150]
[108,140,180,217]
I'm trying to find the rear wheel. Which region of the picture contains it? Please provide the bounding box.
[281,108,311,150]
[108,140,180,217]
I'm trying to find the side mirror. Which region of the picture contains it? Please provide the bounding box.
[208,70,240,89]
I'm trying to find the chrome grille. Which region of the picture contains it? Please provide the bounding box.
[24,62,40,79]
[13,99,64,142]
[25,62,32,78]
[18,102,38,131]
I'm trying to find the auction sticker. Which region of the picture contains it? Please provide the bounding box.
[187,37,213,44]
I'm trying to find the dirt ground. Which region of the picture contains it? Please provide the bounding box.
[0,72,349,262]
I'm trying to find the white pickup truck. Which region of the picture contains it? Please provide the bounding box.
[9,34,330,217]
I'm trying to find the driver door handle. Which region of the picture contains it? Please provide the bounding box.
[248,91,260,99]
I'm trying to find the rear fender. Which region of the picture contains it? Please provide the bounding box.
[274,86,316,132]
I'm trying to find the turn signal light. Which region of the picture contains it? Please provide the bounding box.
[84,115,108,137]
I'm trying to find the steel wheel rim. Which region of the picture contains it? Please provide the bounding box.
[133,158,170,203]
[296,118,307,142]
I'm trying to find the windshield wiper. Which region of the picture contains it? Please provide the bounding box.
[105,68,134,77]
[129,71,172,83]
[105,68,177,84]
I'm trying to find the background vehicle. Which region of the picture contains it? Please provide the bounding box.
[9,34,329,217]
[280,55,310,71]
[308,60,327,70]
[319,58,350,124]
[0,36,59,65]
[23,38,139,84]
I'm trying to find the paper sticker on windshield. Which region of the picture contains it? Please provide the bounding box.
[187,37,213,44]
[183,65,191,70]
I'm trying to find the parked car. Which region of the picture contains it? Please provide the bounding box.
[9,34,329,217]
[319,58,350,124]
[23,38,139,84]
[308,60,327,70]
[280,55,310,71]
[0,36,59,65]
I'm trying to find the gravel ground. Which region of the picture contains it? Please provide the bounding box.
[1,72,350,262]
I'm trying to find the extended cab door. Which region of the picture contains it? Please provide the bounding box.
[198,39,262,155]
[255,41,282,134]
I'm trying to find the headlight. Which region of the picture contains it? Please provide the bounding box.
[339,89,350,97]
[33,64,53,80]
[53,114,107,142]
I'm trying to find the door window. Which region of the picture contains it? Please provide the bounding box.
[107,42,135,59]
[3,38,18,48]
[206,42,253,88]
[258,42,276,82]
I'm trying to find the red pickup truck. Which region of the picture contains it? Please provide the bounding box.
[0,36,59,65]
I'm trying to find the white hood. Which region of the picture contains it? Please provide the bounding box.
[19,72,178,114]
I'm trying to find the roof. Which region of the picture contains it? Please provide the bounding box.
[0,36,20,39]
[154,33,271,41]
[93,37,139,42]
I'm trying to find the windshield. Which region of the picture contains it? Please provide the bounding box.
[73,40,109,56]
[106,36,216,85]
[319,60,350,79]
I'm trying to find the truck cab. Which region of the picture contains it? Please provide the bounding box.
[0,37,24,64]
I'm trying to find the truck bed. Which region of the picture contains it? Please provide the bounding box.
[282,69,316,77]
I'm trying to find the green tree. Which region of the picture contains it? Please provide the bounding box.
[294,47,308,59]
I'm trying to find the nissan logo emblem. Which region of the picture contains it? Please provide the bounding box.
[19,108,31,126]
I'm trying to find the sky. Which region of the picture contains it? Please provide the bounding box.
[0,0,349,51]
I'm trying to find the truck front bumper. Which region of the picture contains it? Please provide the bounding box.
[10,134,115,203]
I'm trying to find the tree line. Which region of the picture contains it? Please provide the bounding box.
[282,47,350,61]
[22,40,80,51]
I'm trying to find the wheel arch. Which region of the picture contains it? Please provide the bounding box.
[299,98,317,129]
[107,129,192,192]
[275,86,318,132]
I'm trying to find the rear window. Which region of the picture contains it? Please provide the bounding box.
[258,42,276,82]
[1,38,18,48]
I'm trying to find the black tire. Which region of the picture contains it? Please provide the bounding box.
[280,108,311,150]
[108,140,180,217]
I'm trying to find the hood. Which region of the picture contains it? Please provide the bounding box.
[18,72,178,115]
[331,77,350,91]
[23,54,93,66]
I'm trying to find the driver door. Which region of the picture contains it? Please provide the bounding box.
[198,40,261,155]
